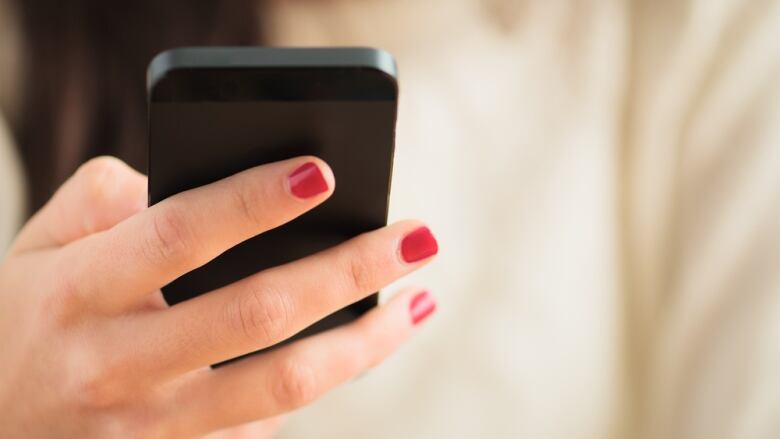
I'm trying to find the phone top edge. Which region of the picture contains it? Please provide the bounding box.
[147,47,398,92]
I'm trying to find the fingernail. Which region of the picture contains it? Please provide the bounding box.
[289,162,329,199]
[410,290,436,325]
[400,226,438,263]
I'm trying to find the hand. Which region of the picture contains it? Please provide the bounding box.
[0,156,438,438]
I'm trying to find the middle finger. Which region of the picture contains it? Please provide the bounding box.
[121,220,437,381]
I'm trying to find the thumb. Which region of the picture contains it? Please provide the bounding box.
[10,156,147,255]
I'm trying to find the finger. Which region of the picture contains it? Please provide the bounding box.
[169,287,437,436]
[125,220,438,378]
[201,415,287,439]
[58,156,334,312]
[10,157,146,255]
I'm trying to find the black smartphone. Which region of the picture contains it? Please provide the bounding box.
[147,47,398,363]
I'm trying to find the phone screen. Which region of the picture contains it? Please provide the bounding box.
[148,67,397,359]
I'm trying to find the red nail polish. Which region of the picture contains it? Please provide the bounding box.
[400,226,438,263]
[289,162,329,198]
[410,291,436,325]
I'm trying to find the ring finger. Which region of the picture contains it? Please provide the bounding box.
[166,287,437,437]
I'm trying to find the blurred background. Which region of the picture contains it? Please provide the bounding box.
[1,1,780,438]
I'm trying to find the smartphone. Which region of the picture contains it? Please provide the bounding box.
[147,47,398,363]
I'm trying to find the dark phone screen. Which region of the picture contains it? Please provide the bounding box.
[149,69,397,361]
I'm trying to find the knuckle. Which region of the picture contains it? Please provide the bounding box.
[39,274,79,326]
[143,205,193,267]
[74,375,119,409]
[231,286,292,344]
[77,156,124,177]
[37,254,86,326]
[67,356,127,410]
[76,157,124,202]
[230,179,266,228]
[74,157,133,233]
[272,358,318,409]
[342,240,383,293]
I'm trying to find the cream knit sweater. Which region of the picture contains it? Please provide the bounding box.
[2,1,780,438]
[0,0,24,253]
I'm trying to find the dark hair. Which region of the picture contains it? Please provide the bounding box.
[11,1,263,214]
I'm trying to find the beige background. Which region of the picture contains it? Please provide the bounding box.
[2,1,780,438]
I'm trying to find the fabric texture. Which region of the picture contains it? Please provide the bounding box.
[1,0,779,437]
[0,0,25,254]
[265,1,780,438]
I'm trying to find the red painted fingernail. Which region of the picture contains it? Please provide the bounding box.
[400,226,438,263]
[289,162,329,199]
[410,291,436,325]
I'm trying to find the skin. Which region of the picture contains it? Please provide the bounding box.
[0,156,437,438]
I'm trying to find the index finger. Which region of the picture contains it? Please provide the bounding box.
[58,156,334,313]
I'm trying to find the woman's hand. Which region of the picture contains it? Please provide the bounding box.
[0,156,438,438]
